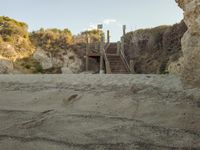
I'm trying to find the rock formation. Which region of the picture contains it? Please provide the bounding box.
[0,16,35,73]
[33,47,83,73]
[124,21,187,74]
[30,29,83,73]
[33,48,53,70]
[0,56,13,73]
[176,0,200,87]
[0,17,102,74]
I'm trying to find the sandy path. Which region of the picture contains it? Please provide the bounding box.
[0,74,199,150]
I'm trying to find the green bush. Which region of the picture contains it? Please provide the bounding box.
[34,63,43,73]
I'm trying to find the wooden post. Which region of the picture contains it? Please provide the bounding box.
[107,30,110,43]
[85,35,90,71]
[95,42,98,51]
[121,37,125,56]
[100,34,105,74]
[130,59,134,74]
[117,41,120,55]
[123,25,126,36]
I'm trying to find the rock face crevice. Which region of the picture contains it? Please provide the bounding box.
[176,0,200,87]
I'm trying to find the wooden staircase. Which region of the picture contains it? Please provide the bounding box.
[104,43,130,74]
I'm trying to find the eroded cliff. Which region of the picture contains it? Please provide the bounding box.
[176,0,200,87]
[124,21,187,74]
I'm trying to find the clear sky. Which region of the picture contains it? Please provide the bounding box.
[0,0,183,41]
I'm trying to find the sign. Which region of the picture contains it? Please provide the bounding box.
[97,24,103,30]
[123,25,126,30]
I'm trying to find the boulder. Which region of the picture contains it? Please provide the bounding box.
[168,57,184,75]
[63,51,82,73]
[0,56,14,74]
[33,48,53,70]
[51,57,63,68]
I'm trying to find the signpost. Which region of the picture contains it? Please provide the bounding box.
[123,25,126,36]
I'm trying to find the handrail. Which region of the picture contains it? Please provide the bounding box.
[103,42,112,74]
[119,43,131,72]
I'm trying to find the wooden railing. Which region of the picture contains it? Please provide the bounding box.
[87,42,101,55]
[86,28,134,74]
[103,43,112,74]
[118,37,131,73]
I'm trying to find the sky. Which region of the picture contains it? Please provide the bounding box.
[0,0,183,41]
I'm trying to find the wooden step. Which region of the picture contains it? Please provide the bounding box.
[106,43,118,54]
[104,42,130,74]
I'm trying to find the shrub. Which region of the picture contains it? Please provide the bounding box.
[30,28,73,55]
[34,63,43,73]
[74,29,104,44]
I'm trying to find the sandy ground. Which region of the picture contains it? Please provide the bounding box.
[0,74,200,150]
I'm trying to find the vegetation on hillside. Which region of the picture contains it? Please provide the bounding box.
[74,29,104,44]
[0,16,34,58]
[30,28,73,56]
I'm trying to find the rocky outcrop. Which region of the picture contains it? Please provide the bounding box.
[33,48,53,70]
[0,16,34,61]
[0,56,13,73]
[62,51,82,73]
[176,0,200,87]
[33,48,83,73]
[30,29,84,74]
[124,21,187,74]
[0,16,36,73]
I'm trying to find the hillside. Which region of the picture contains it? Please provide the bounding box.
[29,29,102,73]
[0,17,52,74]
[29,28,82,74]
[0,16,34,60]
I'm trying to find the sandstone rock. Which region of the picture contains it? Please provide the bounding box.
[33,48,53,70]
[51,57,63,68]
[63,51,82,73]
[0,43,17,59]
[61,67,73,74]
[124,21,187,74]
[176,0,200,87]
[0,56,14,74]
[168,57,184,75]
[33,48,83,73]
